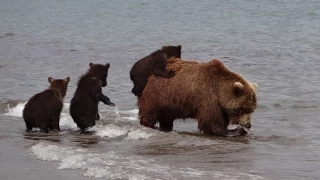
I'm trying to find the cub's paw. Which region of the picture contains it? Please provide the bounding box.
[168,71,175,78]
[108,102,116,106]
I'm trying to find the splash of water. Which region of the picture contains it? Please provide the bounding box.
[113,105,121,120]
[4,102,27,117]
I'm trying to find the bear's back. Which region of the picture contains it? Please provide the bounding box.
[130,50,164,77]
[23,89,62,119]
[71,76,101,109]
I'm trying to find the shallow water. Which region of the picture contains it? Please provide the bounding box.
[1,0,320,179]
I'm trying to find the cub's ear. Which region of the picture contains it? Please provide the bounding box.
[63,77,70,83]
[105,63,110,68]
[48,77,55,83]
[177,45,182,50]
[233,82,244,96]
[89,62,94,68]
[251,83,258,92]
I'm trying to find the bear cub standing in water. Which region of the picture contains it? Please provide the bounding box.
[23,77,70,133]
[130,45,182,97]
[70,63,115,133]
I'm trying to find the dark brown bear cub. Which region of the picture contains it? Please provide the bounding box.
[70,63,115,133]
[23,77,70,133]
[130,45,182,97]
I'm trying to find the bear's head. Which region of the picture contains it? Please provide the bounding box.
[161,45,182,59]
[88,62,110,87]
[219,77,258,131]
[48,77,70,98]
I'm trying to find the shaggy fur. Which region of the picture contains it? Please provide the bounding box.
[23,77,70,133]
[70,63,115,132]
[130,45,182,97]
[138,58,257,137]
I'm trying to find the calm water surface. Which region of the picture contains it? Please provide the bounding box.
[1,0,320,179]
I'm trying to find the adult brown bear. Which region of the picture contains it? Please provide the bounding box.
[138,58,257,137]
[23,77,70,133]
[130,45,182,97]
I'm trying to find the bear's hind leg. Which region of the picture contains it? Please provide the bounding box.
[48,124,54,131]
[159,114,174,132]
[51,118,60,132]
[24,117,33,132]
[80,128,87,134]
[25,123,33,132]
[40,124,49,133]
[26,126,32,132]
[140,114,158,129]
[95,113,100,121]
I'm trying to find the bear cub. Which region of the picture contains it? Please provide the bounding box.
[130,45,182,97]
[70,63,115,133]
[23,77,70,133]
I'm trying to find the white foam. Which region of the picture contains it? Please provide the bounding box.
[30,142,266,180]
[117,108,139,122]
[4,101,70,118]
[119,109,139,115]
[113,106,121,120]
[93,124,129,138]
[58,154,87,169]
[62,102,70,110]
[121,116,138,121]
[84,167,111,178]
[92,124,156,140]
[4,102,26,117]
[126,129,155,140]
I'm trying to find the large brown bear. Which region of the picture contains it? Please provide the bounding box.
[138,58,257,137]
[23,77,70,133]
[70,63,115,133]
[130,45,182,97]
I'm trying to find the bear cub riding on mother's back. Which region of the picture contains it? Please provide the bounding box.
[130,45,182,97]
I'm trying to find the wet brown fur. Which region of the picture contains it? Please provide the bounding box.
[70,63,112,132]
[23,77,70,133]
[138,58,257,136]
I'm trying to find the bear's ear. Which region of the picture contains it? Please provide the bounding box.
[233,82,244,96]
[63,77,70,83]
[105,63,110,68]
[251,83,258,92]
[48,77,55,83]
[177,45,182,50]
[89,62,94,68]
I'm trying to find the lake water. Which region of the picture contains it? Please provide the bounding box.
[0,0,320,179]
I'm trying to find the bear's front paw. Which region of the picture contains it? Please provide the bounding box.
[108,102,116,106]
